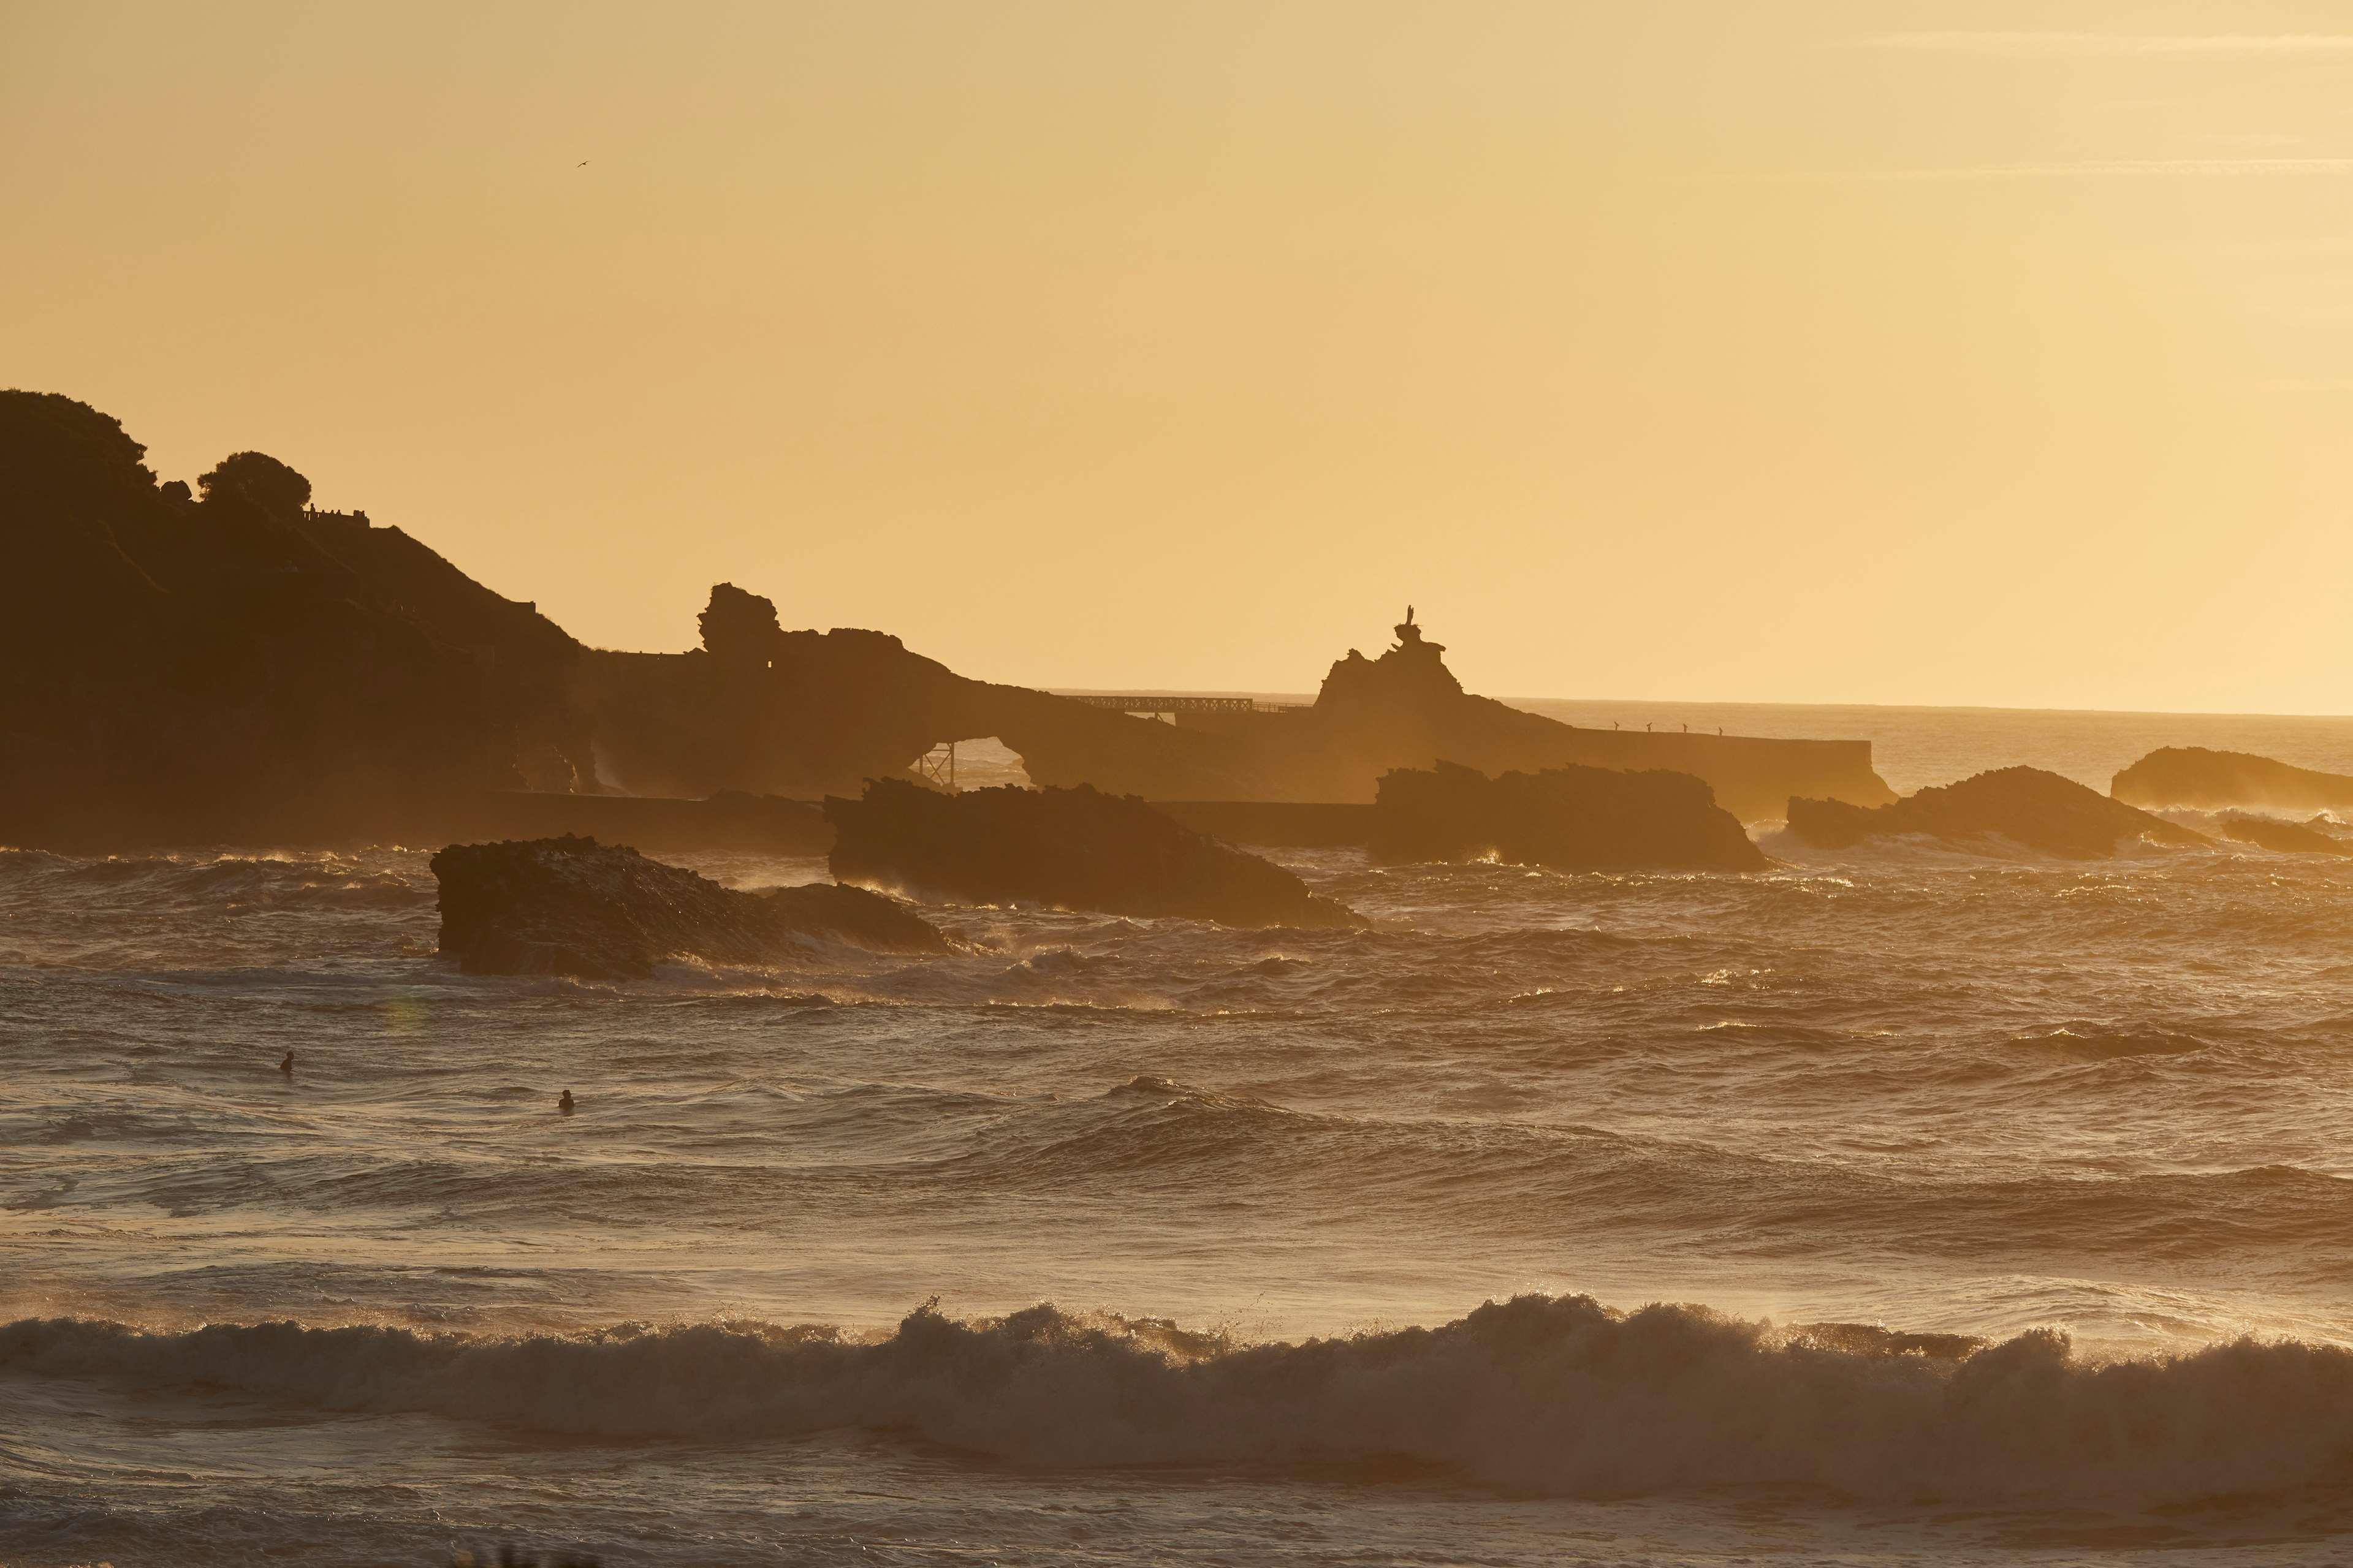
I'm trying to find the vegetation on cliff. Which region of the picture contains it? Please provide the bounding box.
[0,393,1235,843]
[1,391,591,845]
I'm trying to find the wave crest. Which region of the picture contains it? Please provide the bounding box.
[6,1295,2351,1505]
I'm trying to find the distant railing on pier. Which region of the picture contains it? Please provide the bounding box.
[1062,694,1266,716]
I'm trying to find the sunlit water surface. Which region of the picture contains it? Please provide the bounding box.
[6,706,2353,1566]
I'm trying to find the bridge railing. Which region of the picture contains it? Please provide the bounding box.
[1061,694,1266,716]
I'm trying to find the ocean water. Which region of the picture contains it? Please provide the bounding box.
[6,705,2353,1567]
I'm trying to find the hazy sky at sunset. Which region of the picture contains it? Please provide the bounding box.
[7,2,2351,709]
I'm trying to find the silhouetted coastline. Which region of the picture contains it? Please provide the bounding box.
[3,392,1893,854]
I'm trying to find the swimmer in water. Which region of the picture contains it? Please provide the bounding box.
[558,1089,575,1115]
[279,1050,294,1075]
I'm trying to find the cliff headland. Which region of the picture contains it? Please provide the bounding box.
[4,393,1890,850]
[2,394,590,847]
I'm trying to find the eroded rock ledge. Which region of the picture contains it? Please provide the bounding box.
[2213,814,2353,858]
[1789,767,2211,859]
[432,835,946,979]
[1369,760,1766,871]
[824,779,1364,928]
[2113,748,2353,814]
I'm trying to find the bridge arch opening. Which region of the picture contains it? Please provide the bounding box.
[917,737,1033,792]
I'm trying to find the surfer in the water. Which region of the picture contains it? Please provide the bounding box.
[279,1050,294,1075]
[558,1089,575,1115]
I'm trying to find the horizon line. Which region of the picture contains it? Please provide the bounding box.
[1047,689,2353,724]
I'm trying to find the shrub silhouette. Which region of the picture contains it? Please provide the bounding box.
[198,450,312,518]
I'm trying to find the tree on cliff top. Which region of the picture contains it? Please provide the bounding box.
[0,390,155,498]
[198,451,311,519]
[699,581,780,670]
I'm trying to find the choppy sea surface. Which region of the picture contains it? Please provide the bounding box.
[6,705,2353,1567]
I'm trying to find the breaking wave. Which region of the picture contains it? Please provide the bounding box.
[7,1295,2351,1506]
[0,847,428,909]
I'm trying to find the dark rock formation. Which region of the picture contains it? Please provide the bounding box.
[2,393,1892,850]
[1017,612,1896,820]
[580,612,1249,803]
[2213,813,2353,858]
[1,392,595,849]
[1370,760,1766,871]
[1789,767,2212,858]
[824,779,1363,928]
[584,599,1896,820]
[431,835,946,979]
[1,393,1239,843]
[697,581,783,672]
[2113,748,2353,815]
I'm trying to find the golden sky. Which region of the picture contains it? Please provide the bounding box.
[6,1,2350,710]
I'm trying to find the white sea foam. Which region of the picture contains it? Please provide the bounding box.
[7,1296,2349,1506]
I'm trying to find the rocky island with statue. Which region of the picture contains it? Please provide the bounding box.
[2,392,1893,855]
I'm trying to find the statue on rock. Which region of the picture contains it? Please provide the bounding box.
[1392,604,1443,659]
[1318,606,1462,716]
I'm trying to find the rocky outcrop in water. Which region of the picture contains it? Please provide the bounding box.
[1369,760,1766,871]
[2112,748,2353,815]
[431,835,947,979]
[2212,814,2353,858]
[1789,767,2211,858]
[824,779,1363,928]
